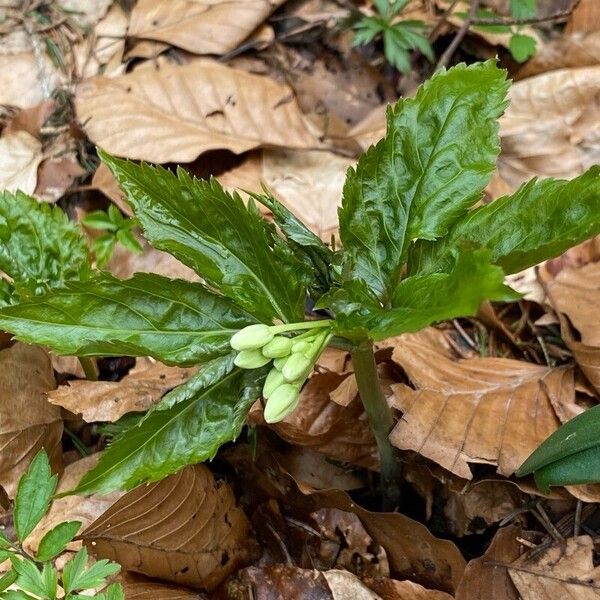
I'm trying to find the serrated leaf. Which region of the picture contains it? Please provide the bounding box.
[82,210,118,231]
[0,273,256,366]
[71,366,266,494]
[14,451,57,543]
[115,229,143,254]
[509,33,537,63]
[338,61,509,304]
[70,559,120,591]
[410,168,600,277]
[11,559,46,599]
[62,547,87,594]
[0,191,89,297]
[100,152,311,323]
[36,520,81,562]
[328,248,517,340]
[517,404,600,490]
[41,563,57,599]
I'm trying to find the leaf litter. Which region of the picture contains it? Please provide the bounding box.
[2,0,600,597]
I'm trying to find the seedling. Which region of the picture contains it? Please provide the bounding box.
[0,61,599,507]
[350,0,434,73]
[0,450,122,599]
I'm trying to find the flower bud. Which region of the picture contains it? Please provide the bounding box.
[264,383,300,423]
[291,340,311,354]
[262,336,293,358]
[282,353,312,382]
[234,349,271,369]
[263,368,285,399]
[230,324,274,351]
[273,356,289,371]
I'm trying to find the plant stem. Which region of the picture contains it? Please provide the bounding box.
[436,0,481,70]
[351,340,402,510]
[79,356,98,381]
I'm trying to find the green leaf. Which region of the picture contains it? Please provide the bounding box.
[41,563,57,600]
[338,61,509,304]
[100,152,311,323]
[517,404,600,490]
[36,521,81,562]
[69,557,120,592]
[62,548,87,594]
[71,366,266,494]
[0,191,89,297]
[93,583,125,600]
[82,210,118,231]
[0,273,256,366]
[14,450,57,543]
[382,28,412,73]
[11,559,47,599]
[0,570,17,593]
[115,229,143,254]
[1,590,37,599]
[410,168,600,277]
[509,33,537,63]
[510,0,536,19]
[327,247,517,340]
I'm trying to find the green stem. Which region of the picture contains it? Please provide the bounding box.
[271,319,332,334]
[79,357,99,381]
[351,340,402,510]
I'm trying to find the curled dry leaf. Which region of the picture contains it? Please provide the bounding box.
[389,330,574,480]
[364,577,454,600]
[75,60,321,163]
[455,525,521,600]
[25,454,124,556]
[0,343,62,497]
[122,579,208,599]
[0,130,43,194]
[322,569,380,599]
[508,535,600,598]
[83,464,256,590]
[128,0,286,55]
[48,359,197,422]
[499,66,600,188]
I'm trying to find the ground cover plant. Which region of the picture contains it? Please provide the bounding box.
[0,60,599,511]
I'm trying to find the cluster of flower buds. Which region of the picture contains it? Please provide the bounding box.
[229,321,332,423]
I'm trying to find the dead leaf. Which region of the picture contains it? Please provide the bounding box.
[47,359,197,422]
[0,343,62,497]
[455,525,522,600]
[566,0,600,33]
[4,100,56,138]
[25,454,124,556]
[122,576,208,598]
[389,330,572,479]
[128,0,286,55]
[75,60,322,163]
[83,464,256,590]
[34,155,86,203]
[322,570,381,599]
[0,130,43,194]
[365,577,454,600]
[508,535,600,598]
[499,66,600,188]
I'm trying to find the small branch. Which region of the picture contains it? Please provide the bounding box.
[436,0,481,70]
[79,356,99,381]
[429,0,461,40]
[351,340,402,511]
[471,0,582,26]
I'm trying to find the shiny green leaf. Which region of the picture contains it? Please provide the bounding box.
[100,152,311,323]
[410,168,600,276]
[36,521,81,562]
[0,273,256,366]
[71,366,266,494]
[338,61,508,303]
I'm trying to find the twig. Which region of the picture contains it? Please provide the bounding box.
[574,499,583,537]
[436,0,481,70]
[429,0,461,40]
[452,319,478,351]
[470,0,582,26]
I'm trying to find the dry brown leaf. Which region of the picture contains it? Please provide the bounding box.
[75,60,321,163]
[499,66,600,188]
[25,454,124,555]
[0,343,62,497]
[83,464,255,590]
[508,535,600,598]
[122,577,208,599]
[455,525,522,600]
[365,577,454,600]
[128,0,285,55]
[322,570,381,599]
[47,359,197,422]
[34,155,86,203]
[566,0,600,33]
[389,330,572,479]
[0,130,43,194]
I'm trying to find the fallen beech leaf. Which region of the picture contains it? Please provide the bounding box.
[4,100,56,138]
[389,330,572,479]
[90,163,131,215]
[122,578,208,599]
[75,60,321,163]
[83,464,255,590]
[566,0,600,33]
[455,525,522,600]
[57,0,113,27]
[0,343,62,497]
[34,155,86,203]
[128,0,286,55]
[322,570,380,599]
[508,535,600,598]
[365,577,454,600]
[0,131,43,194]
[48,359,197,422]
[499,66,600,188]
[25,454,124,556]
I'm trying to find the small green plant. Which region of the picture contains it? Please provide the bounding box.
[0,61,599,506]
[351,0,434,73]
[83,205,143,268]
[0,450,123,599]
